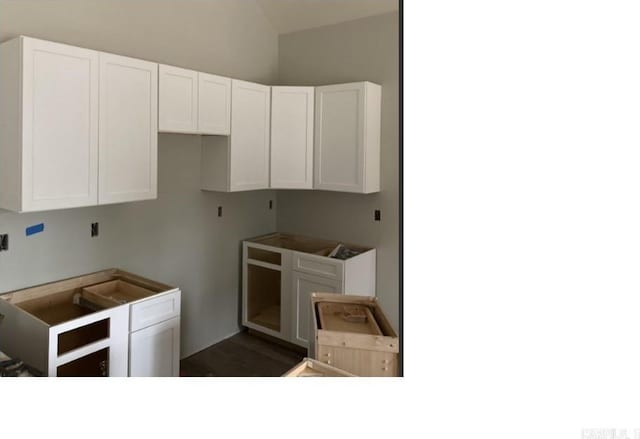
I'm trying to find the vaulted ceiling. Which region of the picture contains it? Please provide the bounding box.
[256,0,399,35]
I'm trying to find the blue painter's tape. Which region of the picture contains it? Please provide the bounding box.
[26,223,44,236]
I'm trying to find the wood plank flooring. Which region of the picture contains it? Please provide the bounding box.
[180,331,305,377]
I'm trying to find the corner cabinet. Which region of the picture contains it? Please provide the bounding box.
[0,36,159,212]
[270,86,314,189]
[242,233,376,349]
[201,80,270,192]
[99,53,158,205]
[158,64,231,135]
[314,82,381,194]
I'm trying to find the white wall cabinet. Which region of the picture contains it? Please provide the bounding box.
[0,36,159,212]
[270,86,314,189]
[243,233,375,349]
[99,53,158,205]
[0,36,99,212]
[201,79,270,192]
[314,81,381,194]
[159,65,198,133]
[159,64,231,135]
[198,72,231,135]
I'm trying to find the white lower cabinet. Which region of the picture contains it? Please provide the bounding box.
[0,269,180,377]
[243,233,375,350]
[129,316,180,377]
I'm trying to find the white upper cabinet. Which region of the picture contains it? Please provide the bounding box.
[159,64,231,135]
[314,82,381,194]
[201,79,270,192]
[158,65,198,133]
[270,86,314,189]
[198,72,231,135]
[99,53,158,205]
[0,36,99,212]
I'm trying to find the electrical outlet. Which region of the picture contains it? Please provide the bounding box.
[0,234,8,251]
[91,222,99,237]
[374,210,381,221]
[218,206,223,217]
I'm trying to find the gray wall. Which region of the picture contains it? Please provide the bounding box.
[277,12,400,330]
[0,0,279,357]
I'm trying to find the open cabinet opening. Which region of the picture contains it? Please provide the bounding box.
[56,347,110,377]
[247,264,281,332]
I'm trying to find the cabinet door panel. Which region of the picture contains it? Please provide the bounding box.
[198,72,231,135]
[230,80,270,191]
[270,86,314,189]
[99,53,157,204]
[129,317,180,377]
[314,83,365,193]
[22,37,99,211]
[292,272,342,348]
[159,65,198,133]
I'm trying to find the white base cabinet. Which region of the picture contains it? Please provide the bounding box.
[0,269,181,377]
[243,233,376,349]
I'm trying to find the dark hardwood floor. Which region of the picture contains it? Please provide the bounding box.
[180,331,305,377]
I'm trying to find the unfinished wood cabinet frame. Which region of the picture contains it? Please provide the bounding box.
[310,292,399,377]
[283,357,356,377]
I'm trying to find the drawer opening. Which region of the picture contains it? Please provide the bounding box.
[57,318,110,355]
[14,290,116,325]
[57,347,109,377]
[247,264,281,332]
[247,247,281,265]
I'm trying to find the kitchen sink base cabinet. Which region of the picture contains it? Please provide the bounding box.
[0,269,181,377]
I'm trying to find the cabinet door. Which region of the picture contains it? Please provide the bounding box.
[158,64,198,133]
[99,53,158,204]
[129,317,180,377]
[229,80,270,191]
[21,37,99,212]
[270,86,314,189]
[198,72,231,135]
[314,82,380,194]
[291,271,342,348]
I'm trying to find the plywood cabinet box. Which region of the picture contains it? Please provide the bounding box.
[0,269,180,377]
[201,79,271,191]
[310,292,398,377]
[158,64,231,135]
[314,82,381,194]
[242,233,376,349]
[0,36,158,212]
[283,357,355,377]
